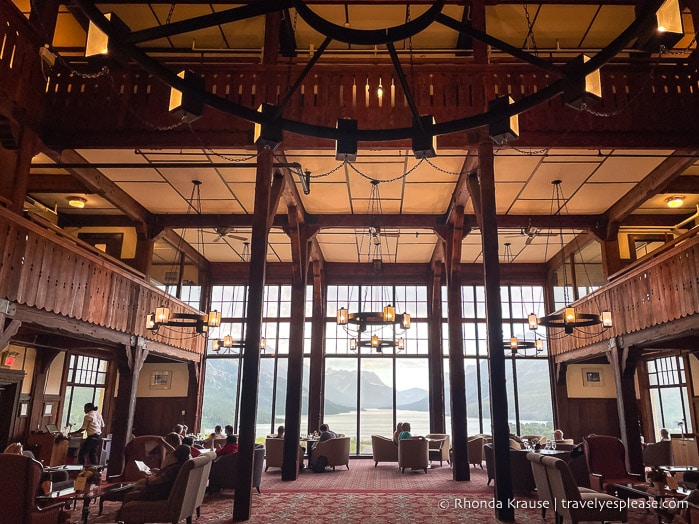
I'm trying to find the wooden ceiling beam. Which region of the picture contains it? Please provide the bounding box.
[158,228,209,270]
[663,175,699,195]
[602,149,699,240]
[446,148,479,225]
[27,174,89,194]
[98,0,636,4]
[43,149,152,235]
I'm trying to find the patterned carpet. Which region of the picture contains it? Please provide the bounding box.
[87,458,686,523]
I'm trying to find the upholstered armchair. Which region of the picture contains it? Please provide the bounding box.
[118,453,214,524]
[111,435,168,482]
[371,435,398,467]
[398,437,429,473]
[467,436,485,469]
[483,444,536,494]
[208,445,264,494]
[313,437,350,470]
[265,437,283,471]
[425,434,450,466]
[643,439,673,467]
[521,434,547,445]
[527,452,628,523]
[583,434,643,492]
[0,454,64,524]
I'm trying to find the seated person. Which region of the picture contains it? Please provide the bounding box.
[159,432,183,469]
[508,425,524,446]
[393,423,404,445]
[398,422,412,440]
[216,435,238,457]
[123,445,191,502]
[660,428,671,441]
[182,436,201,457]
[553,429,564,441]
[318,424,337,443]
[204,425,225,448]
[275,425,285,438]
[224,424,234,436]
[3,442,24,455]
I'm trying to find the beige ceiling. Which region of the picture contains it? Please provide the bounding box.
[14,2,699,266]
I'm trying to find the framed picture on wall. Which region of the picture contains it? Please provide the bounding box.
[18,400,28,417]
[43,402,53,416]
[582,367,604,387]
[150,370,172,390]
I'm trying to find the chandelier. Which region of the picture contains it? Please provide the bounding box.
[350,335,405,354]
[357,180,399,270]
[146,180,221,335]
[528,180,612,336]
[506,337,543,357]
[211,336,266,354]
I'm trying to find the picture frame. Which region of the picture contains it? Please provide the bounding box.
[150,370,172,390]
[18,400,28,417]
[43,402,53,416]
[582,367,604,387]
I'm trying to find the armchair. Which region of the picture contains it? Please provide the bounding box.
[467,436,485,469]
[425,434,450,466]
[483,444,536,494]
[313,437,350,471]
[371,435,398,467]
[643,439,673,467]
[0,454,64,524]
[398,437,429,473]
[208,445,264,494]
[118,453,214,524]
[527,452,628,523]
[583,434,643,492]
[264,438,283,471]
[111,435,168,482]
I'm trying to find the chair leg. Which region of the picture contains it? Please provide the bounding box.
[424,467,428,473]
[256,486,261,494]
[401,467,405,473]
[346,464,349,470]
[375,461,378,467]
[197,506,201,519]
[265,465,268,471]
[186,516,192,524]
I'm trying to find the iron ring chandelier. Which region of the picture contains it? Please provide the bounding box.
[75,0,671,143]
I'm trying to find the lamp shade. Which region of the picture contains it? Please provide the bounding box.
[155,307,170,323]
[85,12,129,58]
[208,310,221,328]
[564,55,602,109]
[337,307,349,325]
[636,0,684,51]
[168,70,205,123]
[383,305,395,322]
[488,95,519,145]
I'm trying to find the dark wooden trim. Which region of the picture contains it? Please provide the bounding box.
[308,260,325,434]
[427,262,445,434]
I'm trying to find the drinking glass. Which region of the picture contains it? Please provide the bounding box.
[550,441,556,450]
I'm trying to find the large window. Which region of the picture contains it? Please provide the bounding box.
[201,285,311,440]
[647,355,692,437]
[61,355,108,432]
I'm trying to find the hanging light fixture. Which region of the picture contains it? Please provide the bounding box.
[146,180,222,335]
[350,336,404,354]
[211,336,266,354]
[529,180,612,336]
[506,337,544,356]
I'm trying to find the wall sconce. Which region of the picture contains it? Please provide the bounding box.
[168,70,205,123]
[85,12,129,58]
[67,196,87,209]
[564,55,602,109]
[412,115,437,159]
[488,95,519,145]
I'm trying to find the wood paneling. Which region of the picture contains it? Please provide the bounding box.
[133,397,189,437]
[560,398,620,443]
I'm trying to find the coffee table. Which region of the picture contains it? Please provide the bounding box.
[612,482,689,523]
[37,482,134,524]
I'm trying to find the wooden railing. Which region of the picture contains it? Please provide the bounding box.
[39,62,699,149]
[548,229,699,357]
[0,206,204,354]
[0,2,49,126]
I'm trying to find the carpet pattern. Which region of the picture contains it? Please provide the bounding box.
[85,459,688,523]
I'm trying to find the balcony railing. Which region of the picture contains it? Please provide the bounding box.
[548,228,699,357]
[0,205,204,354]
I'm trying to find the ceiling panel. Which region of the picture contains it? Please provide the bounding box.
[566,183,635,214]
[302,183,352,214]
[581,5,635,48]
[397,243,436,263]
[588,154,670,183]
[494,154,541,182]
[402,183,453,214]
[116,182,185,213]
[533,6,598,48]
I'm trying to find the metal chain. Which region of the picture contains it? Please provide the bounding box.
[424,157,465,175]
[166,4,176,25]
[272,154,347,179]
[523,4,538,56]
[346,157,424,183]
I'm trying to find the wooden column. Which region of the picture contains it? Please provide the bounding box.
[282,212,309,481]
[233,148,273,522]
[607,340,644,475]
[636,360,655,443]
[445,206,469,481]
[553,362,571,438]
[0,125,38,213]
[479,140,514,521]
[29,0,60,41]
[307,260,325,434]
[186,361,201,432]
[132,236,154,278]
[107,340,148,477]
[263,12,281,65]
[27,347,59,435]
[601,238,625,279]
[471,0,488,64]
[428,261,445,433]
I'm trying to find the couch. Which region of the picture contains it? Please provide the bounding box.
[118,453,214,524]
[371,435,398,467]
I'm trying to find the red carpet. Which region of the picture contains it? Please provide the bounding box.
[88,459,686,523]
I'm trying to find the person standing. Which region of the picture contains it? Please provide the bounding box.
[70,402,105,467]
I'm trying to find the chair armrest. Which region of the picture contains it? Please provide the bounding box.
[35,501,66,513]
[589,472,605,491]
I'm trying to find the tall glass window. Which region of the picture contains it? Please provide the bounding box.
[61,355,108,432]
[647,356,692,437]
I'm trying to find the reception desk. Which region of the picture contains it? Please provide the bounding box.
[27,432,68,466]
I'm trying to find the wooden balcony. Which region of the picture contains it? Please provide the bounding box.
[548,229,699,357]
[0,206,204,355]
